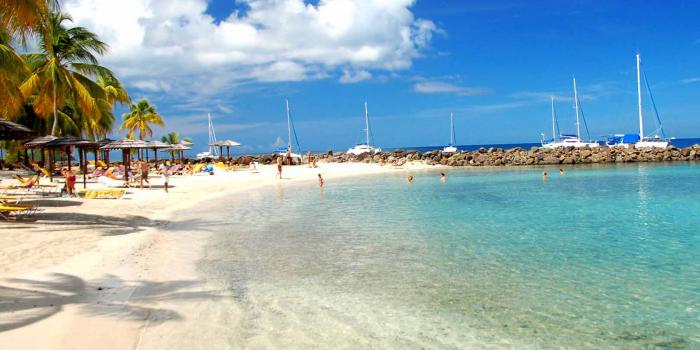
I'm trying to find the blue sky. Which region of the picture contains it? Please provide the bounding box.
[67,0,700,153]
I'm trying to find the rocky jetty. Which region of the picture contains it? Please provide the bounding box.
[223,144,700,167]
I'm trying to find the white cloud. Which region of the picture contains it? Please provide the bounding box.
[413,81,491,96]
[680,77,700,84]
[64,0,438,96]
[339,69,372,83]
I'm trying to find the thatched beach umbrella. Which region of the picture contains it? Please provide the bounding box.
[101,139,149,182]
[146,140,170,163]
[46,137,98,188]
[0,120,34,169]
[209,140,241,161]
[97,138,114,164]
[161,143,191,163]
[24,136,58,179]
[0,119,33,140]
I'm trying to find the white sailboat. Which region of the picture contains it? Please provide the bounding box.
[274,99,302,161]
[442,112,457,153]
[196,113,218,160]
[634,54,669,148]
[542,77,599,149]
[347,102,381,155]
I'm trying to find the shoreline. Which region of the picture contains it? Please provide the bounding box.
[0,161,436,349]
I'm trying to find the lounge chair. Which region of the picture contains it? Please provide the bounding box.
[0,204,37,220]
[78,189,125,199]
[98,176,127,188]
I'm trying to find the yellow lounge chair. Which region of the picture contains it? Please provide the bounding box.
[0,204,37,220]
[97,160,108,168]
[78,189,125,199]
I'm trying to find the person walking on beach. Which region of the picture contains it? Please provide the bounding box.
[285,147,292,165]
[62,168,76,197]
[139,160,151,189]
[307,151,312,168]
[318,173,324,187]
[158,161,169,193]
[440,172,446,183]
[277,156,283,179]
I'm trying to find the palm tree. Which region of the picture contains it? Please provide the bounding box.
[0,0,57,42]
[0,30,28,119]
[120,99,165,140]
[161,131,191,145]
[20,12,125,136]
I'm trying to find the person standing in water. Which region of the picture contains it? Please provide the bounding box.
[277,156,283,179]
[318,173,324,187]
[559,168,565,175]
[440,172,446,183]
[407,175,414,184]
[542,171,548,181]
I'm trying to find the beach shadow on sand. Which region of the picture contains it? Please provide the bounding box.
[1,212,225,236]
[0,273,224,332]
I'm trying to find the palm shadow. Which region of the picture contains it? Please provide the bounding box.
[1,212,226,236]
[0,273,225,332]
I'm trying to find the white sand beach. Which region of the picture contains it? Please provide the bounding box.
[0,161,437,349]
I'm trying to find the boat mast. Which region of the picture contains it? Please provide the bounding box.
[636,53,644,139]
[449,112,455,146]
[551,96,557,141]
[286,99,292,152]
[573,76,581,140]
[208,113,218,156]
[364,101,370,147]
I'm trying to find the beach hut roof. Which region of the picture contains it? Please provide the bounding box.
[24,135,58,147]
[160,143,192,152]
[0,119,33,141]
[97,138,115,146]
[147,140,171,149]
[209,139,241,147]
[46,136,98,148]
[179,140,193,146]
[101,138,149,150]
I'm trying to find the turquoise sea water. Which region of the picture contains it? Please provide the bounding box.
[197,163,700,349]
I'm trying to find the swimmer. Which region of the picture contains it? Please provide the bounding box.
[559,168,565,175]
[543,171,548,181]
[407,175,414,184]
[440,172,446,183]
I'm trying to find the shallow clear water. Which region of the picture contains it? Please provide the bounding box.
[196,163,700,349]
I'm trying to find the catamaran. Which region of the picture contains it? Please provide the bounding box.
[541,77,599,148]
[442,112,458,153]
[196,113,218,160]
[607,54,670,148]
[273,99,302,161]
[347,102,381,155]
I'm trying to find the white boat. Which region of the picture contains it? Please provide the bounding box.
[442,112,458,153]
[274,99,302,160]
[633,54,669,148]
[196,113,218,160]
[347,102,381,155]
[541,79,598,149]
[607,55,671,148]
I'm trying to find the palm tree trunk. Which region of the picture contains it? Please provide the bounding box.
[51,76,58,136]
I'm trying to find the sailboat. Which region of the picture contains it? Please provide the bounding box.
[196,113,218,160]
[541,96,561,148]
[607,54,671,148]
[273,99,302,161]
[347,102,381,155]
[442,112,458,153]
[542,77,599,149]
